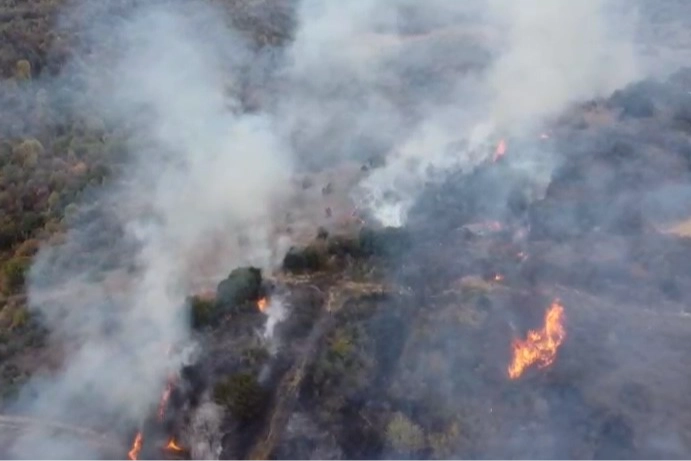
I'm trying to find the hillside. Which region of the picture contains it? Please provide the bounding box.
[2,1,691,460]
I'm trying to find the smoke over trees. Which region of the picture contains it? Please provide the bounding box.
[0,0,690,459]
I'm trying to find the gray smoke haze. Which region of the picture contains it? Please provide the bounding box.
[10,1,292,458]
[348,0,642,226]
[7,0,688,458]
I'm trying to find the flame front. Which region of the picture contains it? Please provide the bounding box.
[508,300,566,380]
[493,139,507,162]
[493,274,504,282]
[257,297,268,313]
[165,438,184,452]
[128,432,143,461]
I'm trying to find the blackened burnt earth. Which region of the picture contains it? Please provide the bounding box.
[261,66,691,459]
[175,69,691,459]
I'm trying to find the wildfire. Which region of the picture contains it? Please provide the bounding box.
[257,297,268,313]
[128,432,143,461]
[493,274,504,282]
[492,139,507,162]
[507,300,566,380]
[165,438,184,452]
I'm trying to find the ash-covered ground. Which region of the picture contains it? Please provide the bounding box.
[184,68,691,460]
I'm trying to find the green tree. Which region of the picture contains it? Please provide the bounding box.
[213,372,265,422]
[385,412,426,454]
[2,257,29,293]
[12,139,44,168]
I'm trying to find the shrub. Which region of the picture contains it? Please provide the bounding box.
[2,257,30,293]
[12,139,44,167]
[10,306,29,330]
[189,296,216,329]
[282,244,328,273]
[328,330,353,360]
[14,60,31,80]
[213,372,265,422]
[216,266,263,311]
[385,412,426,454]
[428,422,461,459]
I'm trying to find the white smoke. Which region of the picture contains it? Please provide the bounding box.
[262,297,288,344]
[6,0,668,457]
[348,0,641,227]
[11,1,292,458]
[487,0,639,129]
[187,400,225,461]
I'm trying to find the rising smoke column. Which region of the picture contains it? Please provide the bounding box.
[351,0,640,227]
[9,1,292,458]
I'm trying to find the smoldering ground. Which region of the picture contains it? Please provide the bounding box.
[4,0,691,459]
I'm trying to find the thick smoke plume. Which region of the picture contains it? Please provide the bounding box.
[350,0,641,226]
[9,1,291,458]
[5,0,677,458]
[486,0,639,128]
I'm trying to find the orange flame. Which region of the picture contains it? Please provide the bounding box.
[493,139,507,162]
[165,438,184,452]
[257,297,268,313]
[128,432,143,460]
[493,274,504,282]
[508,300,566,380]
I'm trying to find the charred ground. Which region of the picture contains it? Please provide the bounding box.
[153,66,691,458]
[1,1,691,460]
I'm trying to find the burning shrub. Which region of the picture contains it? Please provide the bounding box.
[215,266,263,312]
[385,412,426,455]
[213,372,266,422]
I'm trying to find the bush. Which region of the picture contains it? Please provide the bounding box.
[282,244,328,273]
[2,257,30,293]
[213,372,265,422]
[428,422,461,459]
[216,267,263,311]
[189,296,216,329]
[385,412,426,454]
[10,306,29,330]
[328,329,354,360]
[12,139,44,167]
[14,60,31,80]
